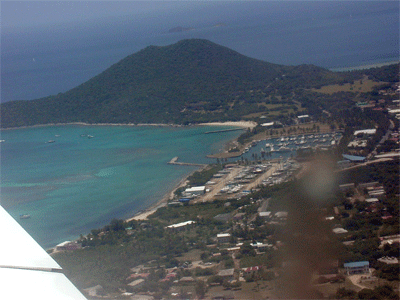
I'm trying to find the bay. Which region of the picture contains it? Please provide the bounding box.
[0,125,242,249]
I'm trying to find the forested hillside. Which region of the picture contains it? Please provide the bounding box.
[1,39,397,128]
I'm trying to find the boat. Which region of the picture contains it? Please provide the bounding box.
[87,135,95,138]
[47,140,55,143]
[20,214,31,219]
[0,140,5,142]
[277,146,291,152]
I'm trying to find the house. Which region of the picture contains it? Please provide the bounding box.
[217,233,231,243]
[251,242,272,251]
[274,211,288,220]
[333,228,348,234]
[339,183,355,192]
[55,241,82,251]
[83,285,104,297]
[377,257,399,264]
[179,276,195,284]
[128,279,145,289]
[217,268,235,281]
[233,212,245,221]
[297,115,310,123]
[259,211,272,220]
[343,261,370,275]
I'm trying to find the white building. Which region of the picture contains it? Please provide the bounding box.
[184,186,206,196]
[165,220,195,231]
[353,129,376,136]
[217,233,231,243]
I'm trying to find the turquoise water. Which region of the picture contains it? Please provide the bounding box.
[0,125,242,248]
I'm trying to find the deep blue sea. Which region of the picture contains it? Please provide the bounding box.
[0,125,243,248]
[1,1,399,102]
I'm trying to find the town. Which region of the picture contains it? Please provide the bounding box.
[51,81,400,300]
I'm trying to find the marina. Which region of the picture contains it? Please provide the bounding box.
[236,132,343,162]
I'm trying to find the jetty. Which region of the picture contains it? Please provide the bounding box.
[168,157,207,167]
[204,128,244,134]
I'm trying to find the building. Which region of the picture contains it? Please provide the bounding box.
[184,186,206,196]
[261,122,275,127]
[342,154,366,163]
[297,115,310,123]
[251,242,272,251]
[217,268,235,281]
[377,257,399,264]
[217,233,231,243]
[343,261,370,275]
[165,220,195,231]
[55,241,82,251]
[275,211,288,220]
[259,211,272,220]
[339,183,355,192]
[128,279,145,289]
[333,228,348,234]
[353,129,377,136]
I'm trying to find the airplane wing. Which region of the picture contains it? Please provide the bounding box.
[0,205,87,299]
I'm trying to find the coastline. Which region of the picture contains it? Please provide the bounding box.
[1,120,256,131]
[330,60,399,72]
[198,121,257,129]
[0,122,184,131]
[124,122,256,222]
[125,168,200,222]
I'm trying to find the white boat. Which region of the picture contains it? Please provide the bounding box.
[277,146,291,152]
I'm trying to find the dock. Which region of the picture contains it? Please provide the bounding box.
[204,128,244,134]
[168,157,207,167]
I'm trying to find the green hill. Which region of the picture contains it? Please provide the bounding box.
[0,39,378,128]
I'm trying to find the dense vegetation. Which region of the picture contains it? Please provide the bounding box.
[2,39,397,128]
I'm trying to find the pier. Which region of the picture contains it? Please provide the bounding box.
[168,157,207,167]
[204,128,244,134]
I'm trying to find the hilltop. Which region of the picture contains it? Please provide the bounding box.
[1,39,397,128]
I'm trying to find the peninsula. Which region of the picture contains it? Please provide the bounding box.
[2,39,398,129]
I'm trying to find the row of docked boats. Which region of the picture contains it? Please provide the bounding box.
[261,132,341,153]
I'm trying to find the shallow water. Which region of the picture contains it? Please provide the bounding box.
[0,125,242,248]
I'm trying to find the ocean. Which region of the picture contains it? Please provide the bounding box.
[0,125,242,248]
[1,1,399,248]
[1,1,399,103]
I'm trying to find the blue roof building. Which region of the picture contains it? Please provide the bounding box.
[342,154,366,162]
[343,261,369,275]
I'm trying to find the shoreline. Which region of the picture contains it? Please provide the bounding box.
[1,120,257,131]
[125,165,208,222]
[330,60,399,72]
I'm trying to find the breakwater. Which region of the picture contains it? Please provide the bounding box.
[204,128,244,134]
[168,157,207,167]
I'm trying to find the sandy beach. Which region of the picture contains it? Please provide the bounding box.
[125,122,257,221]
[198,121,257,129]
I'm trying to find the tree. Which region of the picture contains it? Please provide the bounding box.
[195,280,206,299]
[335,287,357,299]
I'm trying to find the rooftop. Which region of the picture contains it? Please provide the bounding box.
[343,261,369,268]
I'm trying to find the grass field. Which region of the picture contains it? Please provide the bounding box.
[312,76,384,94]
